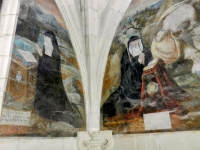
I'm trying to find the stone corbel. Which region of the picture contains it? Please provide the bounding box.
[77,131,114,150]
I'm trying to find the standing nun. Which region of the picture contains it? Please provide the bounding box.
[34,31,83,128]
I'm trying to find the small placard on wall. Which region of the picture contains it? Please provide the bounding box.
[0,109,30,126]
[143,111,172,130]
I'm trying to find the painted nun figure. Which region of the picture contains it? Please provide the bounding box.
[34,31,83,127]
[102,36,152,119]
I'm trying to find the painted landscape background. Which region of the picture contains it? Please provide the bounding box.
[1,0,85,137]
[101,0,200,134]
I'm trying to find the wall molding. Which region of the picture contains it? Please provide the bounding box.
[78,131,114,150]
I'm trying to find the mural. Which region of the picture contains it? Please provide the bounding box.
[0,0,85,136]
[101,0,200,134]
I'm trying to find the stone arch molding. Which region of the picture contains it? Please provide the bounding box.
[0,0,132,149]
[54,0,132,132]
[0,0,21,115]
[0,0,132,134]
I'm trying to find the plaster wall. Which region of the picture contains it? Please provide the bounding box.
[0,131,200,150]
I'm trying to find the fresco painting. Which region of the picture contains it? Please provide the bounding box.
[101,0,200,134]
[1,0,85,136]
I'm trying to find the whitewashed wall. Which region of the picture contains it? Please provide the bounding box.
[0,131,200,150]
[113,131,200,150]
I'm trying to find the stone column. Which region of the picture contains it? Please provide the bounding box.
[55,0,132,149]
[0,0,21,115]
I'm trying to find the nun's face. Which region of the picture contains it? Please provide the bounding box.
[129,39,143,51]
[129,40,139,47]
[43,35,51,46]
[128,39,144,57]
[43,35,54,57]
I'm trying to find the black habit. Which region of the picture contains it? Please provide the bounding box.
[103,37,152,117]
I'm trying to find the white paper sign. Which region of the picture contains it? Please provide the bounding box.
[143,111,172,130]
[18,49,37,63]
[0,109,30,126]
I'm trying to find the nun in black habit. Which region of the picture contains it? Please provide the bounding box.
[34,31,83,128]
[102,36,152,118]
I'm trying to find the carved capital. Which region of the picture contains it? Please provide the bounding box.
[77,131,114,150]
